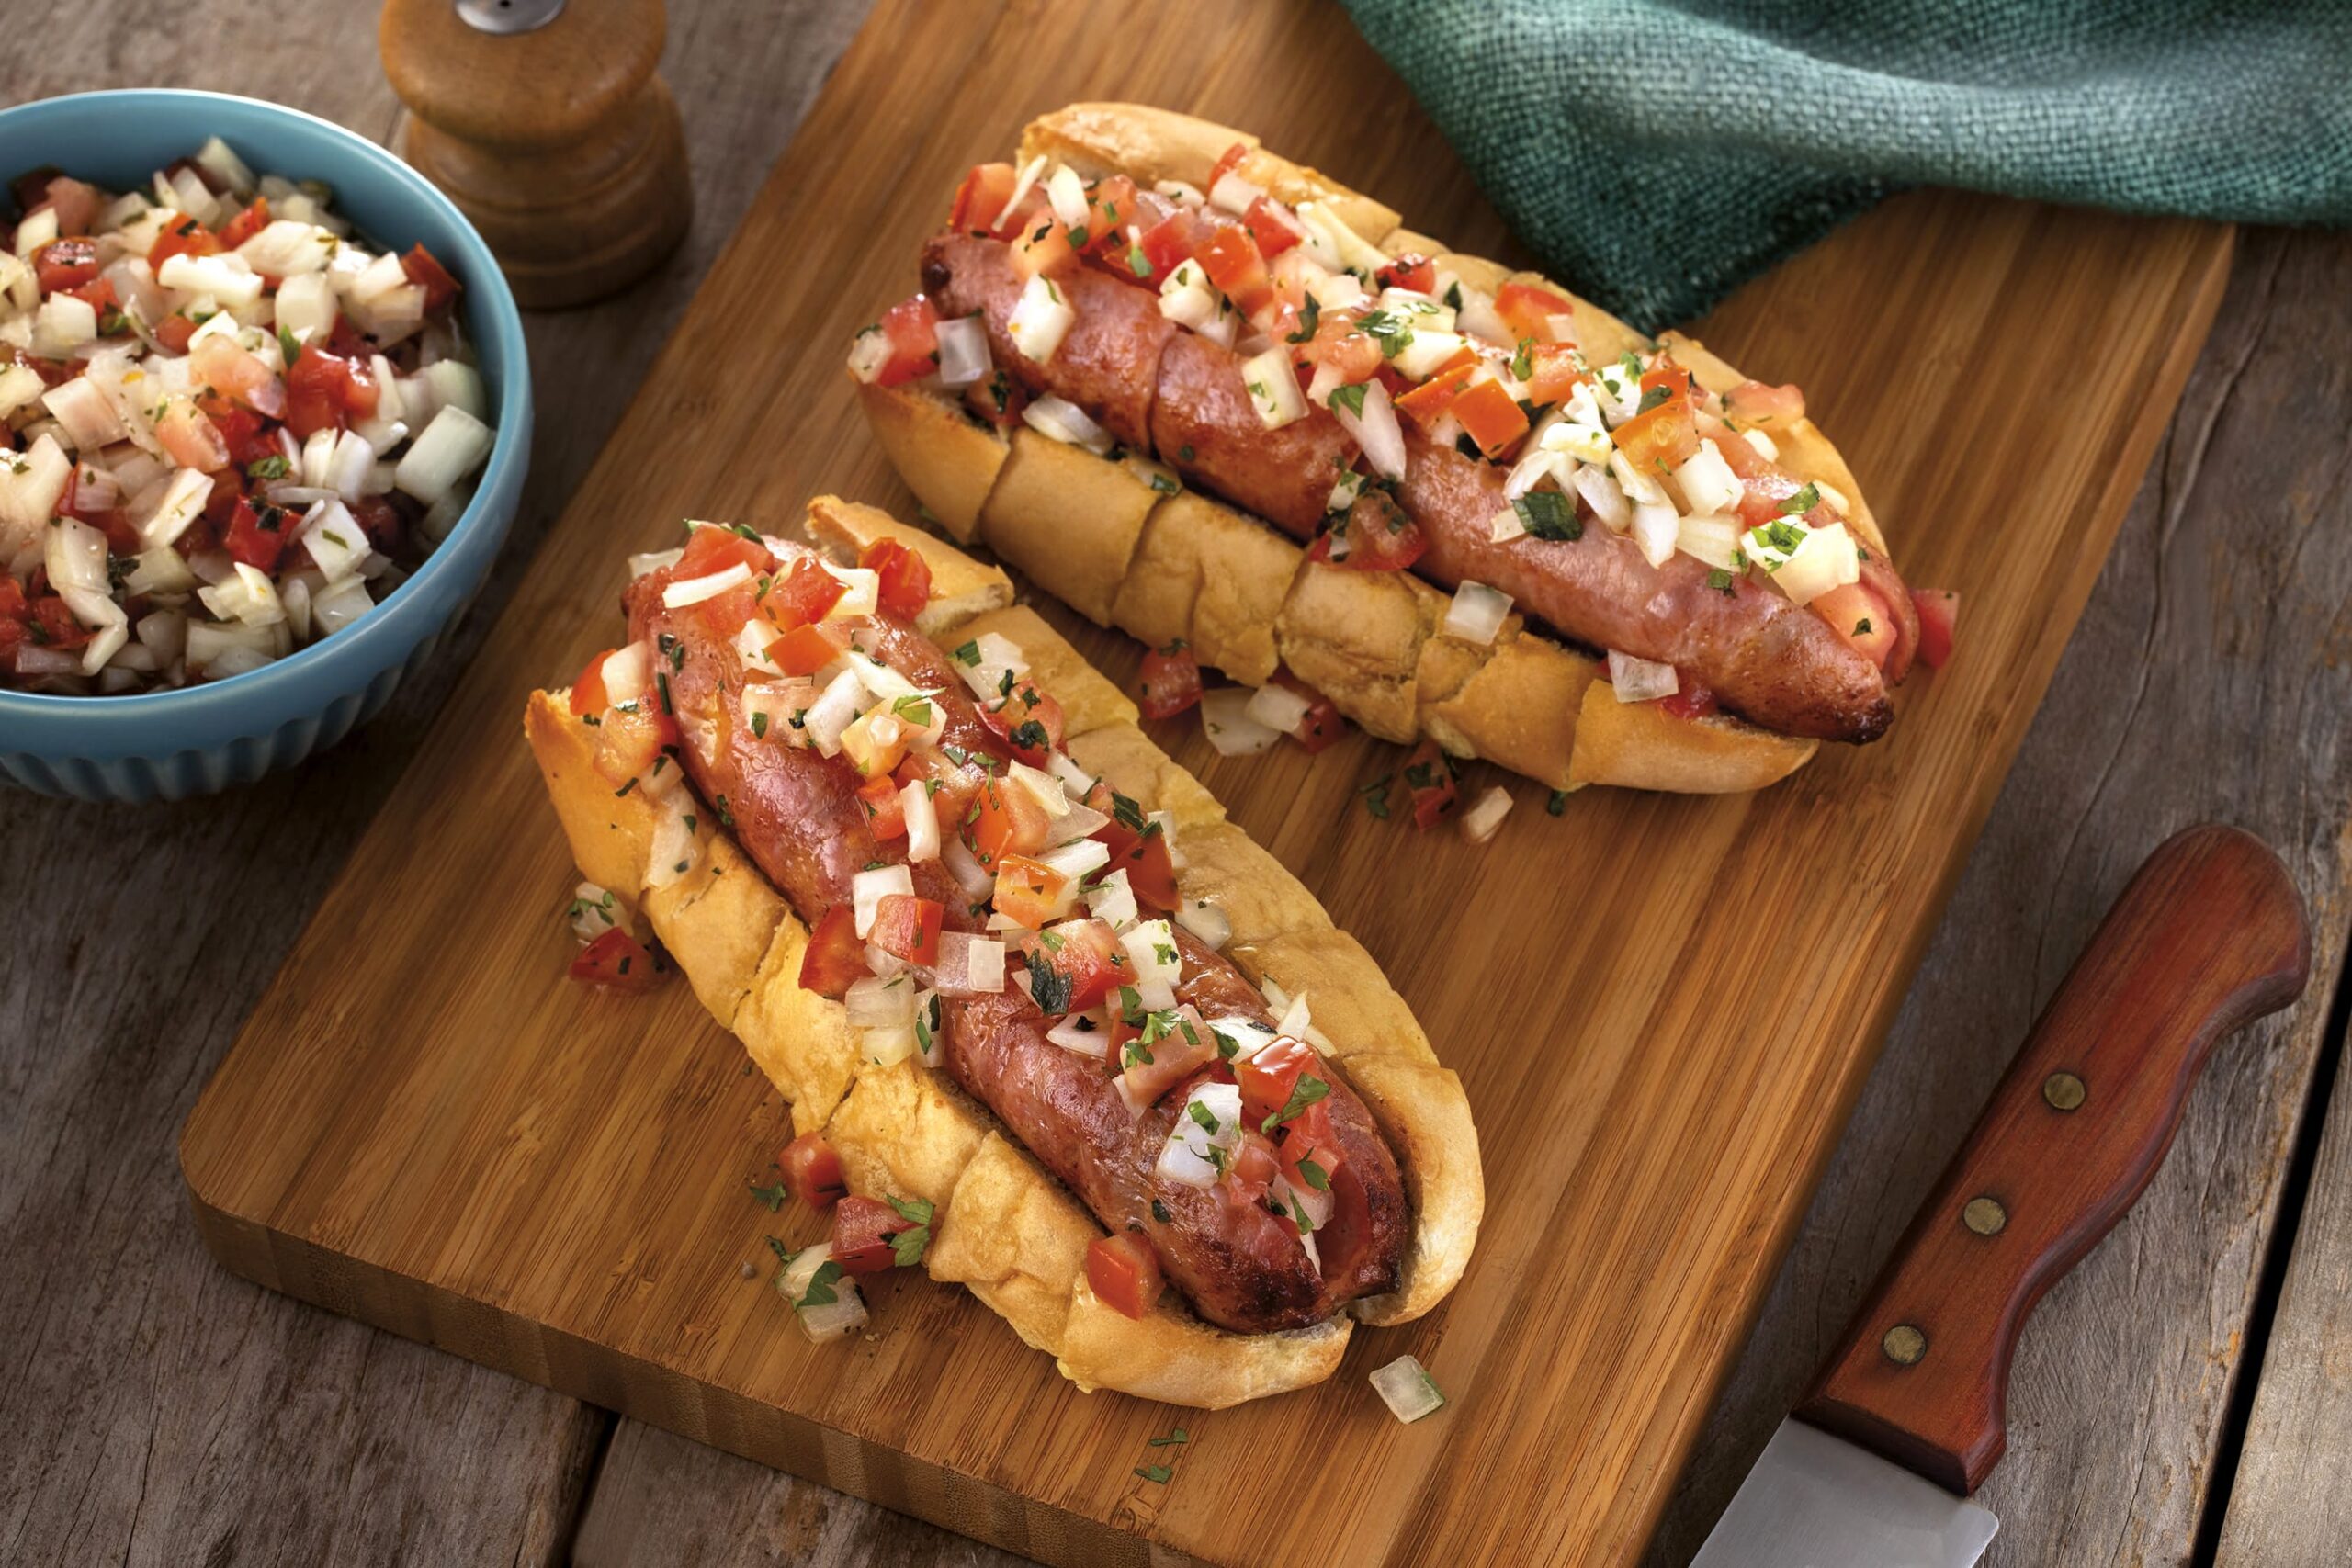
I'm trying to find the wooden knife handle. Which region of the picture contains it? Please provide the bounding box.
[1795,824,2309,1495]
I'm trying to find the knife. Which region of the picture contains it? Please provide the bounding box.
[1694,823,2310,1568]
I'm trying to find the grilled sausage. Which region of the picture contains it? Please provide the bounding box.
[623,547,1407,1333]
[924,231,1910,743]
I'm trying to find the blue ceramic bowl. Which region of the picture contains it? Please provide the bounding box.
[0,89,531,801]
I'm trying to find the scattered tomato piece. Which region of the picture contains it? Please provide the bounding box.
[570,929,658,992]
[779,1132,848,1210]
[1087,1234,1165,1320]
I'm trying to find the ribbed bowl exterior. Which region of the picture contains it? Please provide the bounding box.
[0,91,532,803]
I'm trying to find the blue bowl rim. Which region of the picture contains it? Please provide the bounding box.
[0,87,529,728]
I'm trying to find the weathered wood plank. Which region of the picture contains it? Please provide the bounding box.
[0,4,893,1566]
[2215,1042,2352,1549]
[1645,225,2352,1566]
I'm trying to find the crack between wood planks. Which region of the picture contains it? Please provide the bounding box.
[2188,903,2352,1563]
[533,1407,617,1568]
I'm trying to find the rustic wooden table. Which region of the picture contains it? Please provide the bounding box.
[6,5,2348,1564]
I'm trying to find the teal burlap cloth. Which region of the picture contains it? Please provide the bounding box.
[1339,0,2352,329]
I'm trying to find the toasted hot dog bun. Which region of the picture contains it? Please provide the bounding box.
[859,104,1860,795]
[524,496,1482,1406]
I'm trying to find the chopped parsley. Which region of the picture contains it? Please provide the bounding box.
[1547,789,1569,817]
[887,1195,933,1268]
[1285,295,1320,344]
[1148,469,1179,494]
[793,1258,846,1309]
[1135,1464,1173,1484]
[1355,308,1414,358]
[1358,773,1393,819]
[1147,1428,1190,1447]
[1634,383,1673,415]
[1151,1199,1173,1224]
[747,1176,788,1211]
[751,711,770,739]
[1781,481,1820,515]
[1328,382,1367,418]
[1261,1075,1329,1134]
[1706,568,1737,594]
[1294,1156,1329,1191]
[1854,616,1873,636]
[1513,491,1581,542]
[1510,337,1535,380]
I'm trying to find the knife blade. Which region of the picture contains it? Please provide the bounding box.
[1694,825,2309,1568]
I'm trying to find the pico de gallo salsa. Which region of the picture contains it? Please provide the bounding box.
[1,137,498,694]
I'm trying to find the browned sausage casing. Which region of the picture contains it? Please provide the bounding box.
[924,231,1913,743]
[623,549,1407,1333]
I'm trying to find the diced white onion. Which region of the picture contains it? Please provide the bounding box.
[822,564,878,620]
[776,1244,867,1343]
[1240,345,1306,431]
[851,864,914,939]
[1609,449,1666,506]
[1046,1011,1107,1055]
[951,631,1028,700]
[393,405,494,505]
[1767,520,1860,605]
[901,779,941,862]
[1175,897,1230,951]
[1037,837,1111,886]
[803,667,868,755]
[1044,163,1090,229]
[940,833,994,900]
[1673,440,1744,516]
[662,560,752,608]
[45,515,108,595]
[1461,785,1512,844]
[1119,919,1182,1011]
[1207,170,1263,216]
[1442,581,1512,645]
[1631,500,1679,567]
[1022,394,1113,455]
[301,499,371,582]
[933,315,990,387]
[41,378,127,449]
[1200,686,1283,756]
[1488,504,1527,545]
[627,547,684,579]
[1391,329,1467,382]
[157,251,265,308]
[1676,513,1744,573]
[844,972,919,1029]
[33,294,99,358]
[1087,868,1138,930]
[928,931,1005,997]
[1370,1355,1446,1424]
[1502,447,1562,503]
[1742,426,1781,462]
[1007,274,1075,363]
[311,576,375,636]
[137,467,214,549]
[1328,376,1406,480]
[991,155,1047,231]
[1244,681,1311,737]
[1572,463,1630,533]
[1158,1080,1243,1190]
[274,272,337,343]
[1607,649,1679,703]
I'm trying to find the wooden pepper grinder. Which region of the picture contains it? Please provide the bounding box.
[379,0,691,308]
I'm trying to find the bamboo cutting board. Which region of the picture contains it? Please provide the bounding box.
[177,1,2231,1562]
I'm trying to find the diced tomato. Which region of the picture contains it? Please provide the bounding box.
[1523,343,1589,406]
[1295,311,1385,385]
[1136,209,1206,278]
[146,212,220,270]
[830,1195,909,1275]
[950,162,1022,236]
[1657,679,1720,720]
[872,293,943,384]
[763,555,844,629]
[216,197,269,249]
[1223,1133,1281,1208]
[1724,378,1805,427]
[1195,223,1272,316]
[1639,362,1694,403]
[1495,279,1577,344]
[60,468,136,554]
[1087,1233,1164,1319]
[568,647,619,716]
[1813,581,1896,667]
[1082,174,1139,254]
[1610,390,1699,476]
[1081,784,1180,914]
[992,854,1068,930]
[32,237,99,293]
[1012,213,1078,280]
[1703,422,1815,525]
[856,773,907,839]
[779,1132,849,1210]
[970,776,1052,867]
[152,314,198,355]
[871,894,944,966]
[769,621,841,677]
[400,242,462,311]
[590,700,679,788]
[1376,253,1437,293]
[1207,142,1251,192]
[1237,1035,1317,1128]
[1394,361,1476,427]
[1402,739,1459,829]
[1114,1009,1218,1108]
[60,276,115,318]
[797,903,867,998]
[1278,1097,1345,1189]
[858,536,932,619]
[1452,375,1530,459]
[154,399,231,472]
[1314,490,1427,573]
[1137,639,1203,719]
[283,343,378,439]
[1024,919,1128,1012]
[18,172,98,235]
[1241,195,1302,259]
[671,522,765,581]
[349,494,404,556]
[1271,671,1344,753]
[221,496,291,573]
[1913,589,1960,670]
[28,593,89,652]
[569,928,659,991]
[978,677,1064,765]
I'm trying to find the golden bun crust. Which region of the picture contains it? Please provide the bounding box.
[523,502,1480,1406]
[862,104,1883,796]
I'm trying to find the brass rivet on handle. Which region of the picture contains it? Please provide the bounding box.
[2043,1071,2087,1111]
[1963,1197,2008,1235]
[1882,1324,1928,1366]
